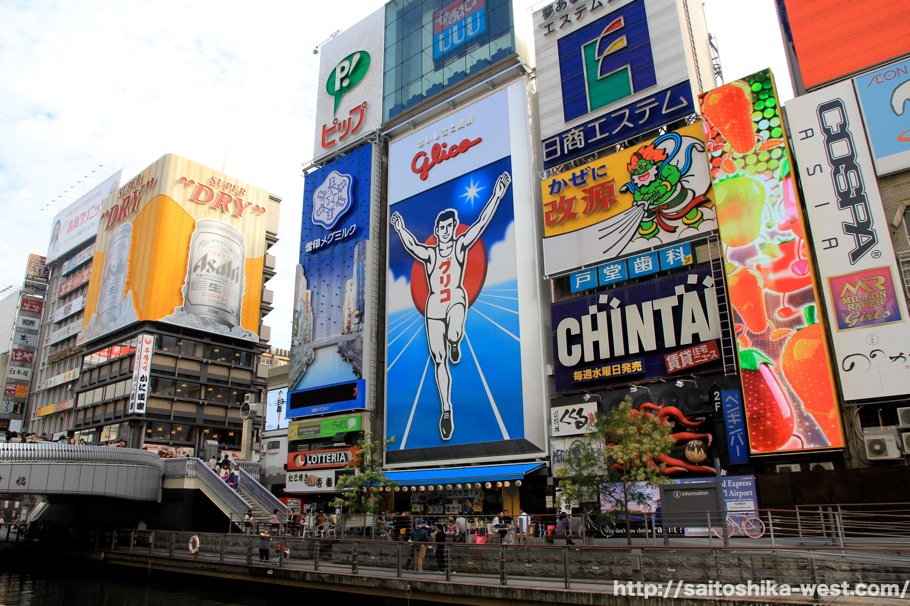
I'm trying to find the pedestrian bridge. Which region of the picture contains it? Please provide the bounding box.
[0,443,162,501]
[0,443,286,529]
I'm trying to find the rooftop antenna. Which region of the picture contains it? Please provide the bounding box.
[313,30,341,55]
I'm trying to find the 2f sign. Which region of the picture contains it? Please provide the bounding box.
[327,50,370,115]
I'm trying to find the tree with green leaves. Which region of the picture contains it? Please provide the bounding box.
[331,433,398,516]
[555,398,675,545]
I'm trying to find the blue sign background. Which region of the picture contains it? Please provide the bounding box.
[721,389,748,465]
[386,156,524,450]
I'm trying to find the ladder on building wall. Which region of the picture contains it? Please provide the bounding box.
[705,232,738,376]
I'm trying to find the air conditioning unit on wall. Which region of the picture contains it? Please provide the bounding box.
[897,407,910,427]
[863,427,902,461]
[901,432,910,454]
[775,463,801,473]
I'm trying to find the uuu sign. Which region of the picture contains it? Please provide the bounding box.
[287,447,359,471]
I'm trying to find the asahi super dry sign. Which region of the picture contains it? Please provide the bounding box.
[79,154,278,345]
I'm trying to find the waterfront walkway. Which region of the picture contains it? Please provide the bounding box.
[3,528,909,605]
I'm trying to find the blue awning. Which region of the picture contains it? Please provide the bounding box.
[384,462,544,486]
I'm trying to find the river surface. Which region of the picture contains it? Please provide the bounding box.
[0,561,401,606]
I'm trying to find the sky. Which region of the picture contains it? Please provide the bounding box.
[0,0,793,351]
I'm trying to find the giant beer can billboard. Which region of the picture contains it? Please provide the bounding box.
[786,80,910,401]
[79,154,278,345]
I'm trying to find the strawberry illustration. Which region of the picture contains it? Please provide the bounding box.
[781,309,841,446]
[740,349,795,453]
[714,175,766,248]
[701,81,756,154]
[728,267,768,334]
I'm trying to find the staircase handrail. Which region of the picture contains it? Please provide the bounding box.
[163,457,251,514]
[237,465,286,516]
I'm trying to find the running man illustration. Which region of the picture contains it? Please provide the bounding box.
[390,171,512,441]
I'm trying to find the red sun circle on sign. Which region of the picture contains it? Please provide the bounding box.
[410,224,488,316]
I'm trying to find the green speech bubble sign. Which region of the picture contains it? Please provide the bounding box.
[326,50,371,115]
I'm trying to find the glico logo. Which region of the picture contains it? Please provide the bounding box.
[326,50,370,115]
[411,137,483,181]
[558,1,656,123]
[817,99,878,264]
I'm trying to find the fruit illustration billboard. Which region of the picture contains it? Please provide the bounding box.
[79,154,277,345]
[699,69,844,453]
[786,80,910,401]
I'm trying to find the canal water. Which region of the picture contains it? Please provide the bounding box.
[0,560,413,606]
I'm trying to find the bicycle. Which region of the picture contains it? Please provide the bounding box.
[712,512,766,539]
[581,510,615,538]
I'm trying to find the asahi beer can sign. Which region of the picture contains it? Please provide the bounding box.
[79,154,277,345]
[182,219,246,327]
[96,222,132,325]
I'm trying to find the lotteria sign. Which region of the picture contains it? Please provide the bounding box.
[551,265,722,393]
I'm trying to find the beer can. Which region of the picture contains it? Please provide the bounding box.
[182,218,246,327]
[96,222,132,326]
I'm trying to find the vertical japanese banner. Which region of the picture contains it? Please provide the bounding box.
[699,69,844,454]
[128,334,155,415]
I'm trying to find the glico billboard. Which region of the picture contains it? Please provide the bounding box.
[699,69,844,454]
[540,122,716,277]
[534,0,708,170]
[79,154,278,345]
[312,8,384,163]
[288,143,375,419]
[385,80,548,465]
[786,80,910,402]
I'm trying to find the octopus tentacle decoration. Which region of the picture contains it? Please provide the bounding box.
[613,401,716,475]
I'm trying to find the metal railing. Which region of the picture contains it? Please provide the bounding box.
[22,526,910,594]
[236,466,286,517]
[0,443,163,471]
[163,457,251,517]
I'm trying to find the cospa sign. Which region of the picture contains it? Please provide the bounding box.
[786,80,910,401]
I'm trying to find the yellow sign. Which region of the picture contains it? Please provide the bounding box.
[80,154,279,345]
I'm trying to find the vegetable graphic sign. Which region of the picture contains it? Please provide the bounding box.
[699,70,844,454]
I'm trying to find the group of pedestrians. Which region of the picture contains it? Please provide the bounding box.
[402,519,449,573]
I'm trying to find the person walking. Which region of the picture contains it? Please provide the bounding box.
[556,511,574,546]
[409,520,432,572]
[517,509,532,543]
[269,509,280,535]
[243,509,254,534]
[433,523,448,573]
